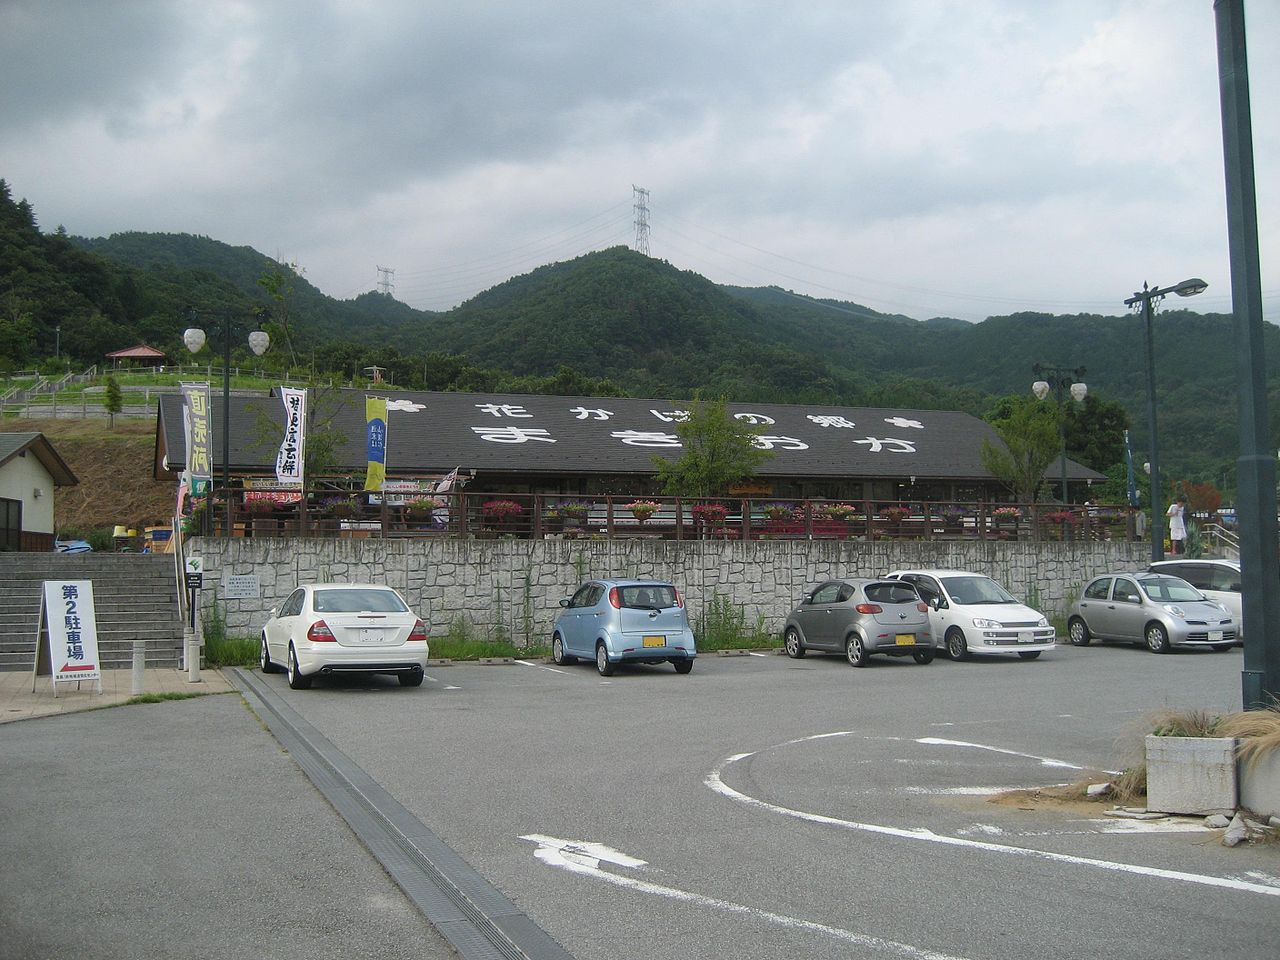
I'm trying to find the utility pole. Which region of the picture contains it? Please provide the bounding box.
[632,185,650,256]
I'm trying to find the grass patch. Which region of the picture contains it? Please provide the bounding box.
[1150,707,1222,738]
[428,616,550,660]
[695,593,776,651]
[126,691,210,704]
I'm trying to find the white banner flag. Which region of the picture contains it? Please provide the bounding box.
[275,387,307,484]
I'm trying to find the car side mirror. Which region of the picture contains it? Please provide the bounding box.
[559,598,570,607]
[929,597,941,610]
[1230,583,1242,592]
[268,606,278,618]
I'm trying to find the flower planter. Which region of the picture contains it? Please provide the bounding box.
[1145,735,1238,815]
[1239,749,1280,819]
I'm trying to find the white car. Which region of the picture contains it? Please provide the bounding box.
[1148,559,1243,640]
[884,569,1055,660]
[260,583,430,690]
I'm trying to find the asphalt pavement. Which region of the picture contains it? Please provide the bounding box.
[0,679,459,960]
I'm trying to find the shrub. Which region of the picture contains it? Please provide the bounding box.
[691,503,729,525]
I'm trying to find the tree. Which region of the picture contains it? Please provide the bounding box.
[1063,394,1129,473]
[257,262,303,368]
[652,397,773,498]
[980,397,1060,503]
[104,374,122,427]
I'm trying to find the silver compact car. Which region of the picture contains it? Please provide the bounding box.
[260,583,430,689]
[884,568,1055,661]
[782,578,933,666]
[551,579,697,676]
[1148,559,1244,640]
[1067,572,1237,653]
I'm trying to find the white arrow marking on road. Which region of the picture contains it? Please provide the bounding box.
[706,744,1280,898]
[520,834,973,960]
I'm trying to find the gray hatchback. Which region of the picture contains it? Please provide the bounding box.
[783,578,933,666]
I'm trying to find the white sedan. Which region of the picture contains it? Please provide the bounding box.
[884,569,1056,660]
[260,583,429,689]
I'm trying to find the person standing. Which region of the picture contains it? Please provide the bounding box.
[1167,495,1188,555]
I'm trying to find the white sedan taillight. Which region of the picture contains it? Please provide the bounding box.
[408,619,428,642]
[307,620,336,642]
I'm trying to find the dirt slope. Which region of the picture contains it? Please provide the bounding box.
[8,418,176,535]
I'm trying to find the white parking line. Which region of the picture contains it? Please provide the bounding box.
[515,659,569,675]
[705,743,1280,898]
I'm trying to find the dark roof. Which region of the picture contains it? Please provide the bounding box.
[0,432,79,485]
[155,389,1104,483]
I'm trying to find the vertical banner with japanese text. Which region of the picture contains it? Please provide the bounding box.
[42,581,101,683]
[275,387,307,485]
[181,382,213,481]
[364,396,388,491]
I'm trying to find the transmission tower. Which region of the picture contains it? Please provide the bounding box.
[632,185,650,256]
[376,265,395,296]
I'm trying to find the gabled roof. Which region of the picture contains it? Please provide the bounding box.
[106,344,166,359]
[155,388,1104,483]
[0,432,79,485]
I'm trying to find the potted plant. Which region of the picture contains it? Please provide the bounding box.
[403,497,443,522]
[878,506,909,523]
[554,500,591,526]
[762,502,794,523]
[625,500,661,523]
[321,496,360,519]
[820,503,857,521]
[691,503,729,528]
[481,499,524,529]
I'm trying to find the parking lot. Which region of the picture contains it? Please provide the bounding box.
[248,641,1278,960]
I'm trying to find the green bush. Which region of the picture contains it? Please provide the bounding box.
[695,593,774,650]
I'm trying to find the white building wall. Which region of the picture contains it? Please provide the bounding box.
[0,452,55,533]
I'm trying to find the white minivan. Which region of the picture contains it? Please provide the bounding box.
[884,569,1056,660]
[1148,559,1243,640]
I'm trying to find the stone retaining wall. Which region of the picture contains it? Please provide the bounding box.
[193,537,1148,646]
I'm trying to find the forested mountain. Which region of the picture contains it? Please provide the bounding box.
[2,178,1271,486]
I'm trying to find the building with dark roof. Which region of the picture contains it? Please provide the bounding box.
[155,388,1102,503]
[0,432,79,551]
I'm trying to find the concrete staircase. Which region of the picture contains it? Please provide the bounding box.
[0,554,185,671]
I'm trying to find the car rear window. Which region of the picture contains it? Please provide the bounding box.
[313,588,409,613]
[617,584,678,609]
[865,582,919,605]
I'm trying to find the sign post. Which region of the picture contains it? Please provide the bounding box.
[184,556,203,682]
[32,581,102,697]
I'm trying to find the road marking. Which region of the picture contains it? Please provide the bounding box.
[914,737,1087,770]
[521,834,973,960]
[706,746,1280,898]
[515,659,569,674]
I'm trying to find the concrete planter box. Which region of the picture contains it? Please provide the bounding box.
[1238,749,1280,820]
[1145,735,1238,815]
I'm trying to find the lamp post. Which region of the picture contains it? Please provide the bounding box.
[1124,278,1208,562]
[183,315,270,536]
[1031,364,1086,503]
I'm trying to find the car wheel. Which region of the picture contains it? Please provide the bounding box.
[260,634,279,673]
[1068,617,1091,646]
[596,642,615,677]
[673,659,693,674]
[552,634,576,665]
[946,628,969,661]
[1145,623,1172,654]
[287,644,312,690]
[1017,651,1041,660]
[1212,642,1233,652]
[784,626,806,659]
[399,669,424,687]
[845,634,869,667]
[912,649,934,665]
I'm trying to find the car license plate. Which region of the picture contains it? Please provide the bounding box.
[895,634,915,646]
[359,628,385,644]
[1209,630,1224,643]
[643,635,665,648]
[1018,631,1035,643]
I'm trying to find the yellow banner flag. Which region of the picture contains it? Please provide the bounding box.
[364,396,388,491]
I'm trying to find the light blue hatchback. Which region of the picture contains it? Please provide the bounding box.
[551,579,697,676]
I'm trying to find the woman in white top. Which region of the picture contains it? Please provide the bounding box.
[1166,496,1188,554]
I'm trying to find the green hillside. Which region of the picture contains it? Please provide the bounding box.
[2,176,1271,488]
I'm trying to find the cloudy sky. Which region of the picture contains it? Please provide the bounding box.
[2,0,1275,322]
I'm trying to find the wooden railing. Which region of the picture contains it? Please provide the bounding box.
[185,491,1141,543]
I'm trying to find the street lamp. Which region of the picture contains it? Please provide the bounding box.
[1031,364,1087,503]
[1124,278,1208,561]
[183,315,270,536]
